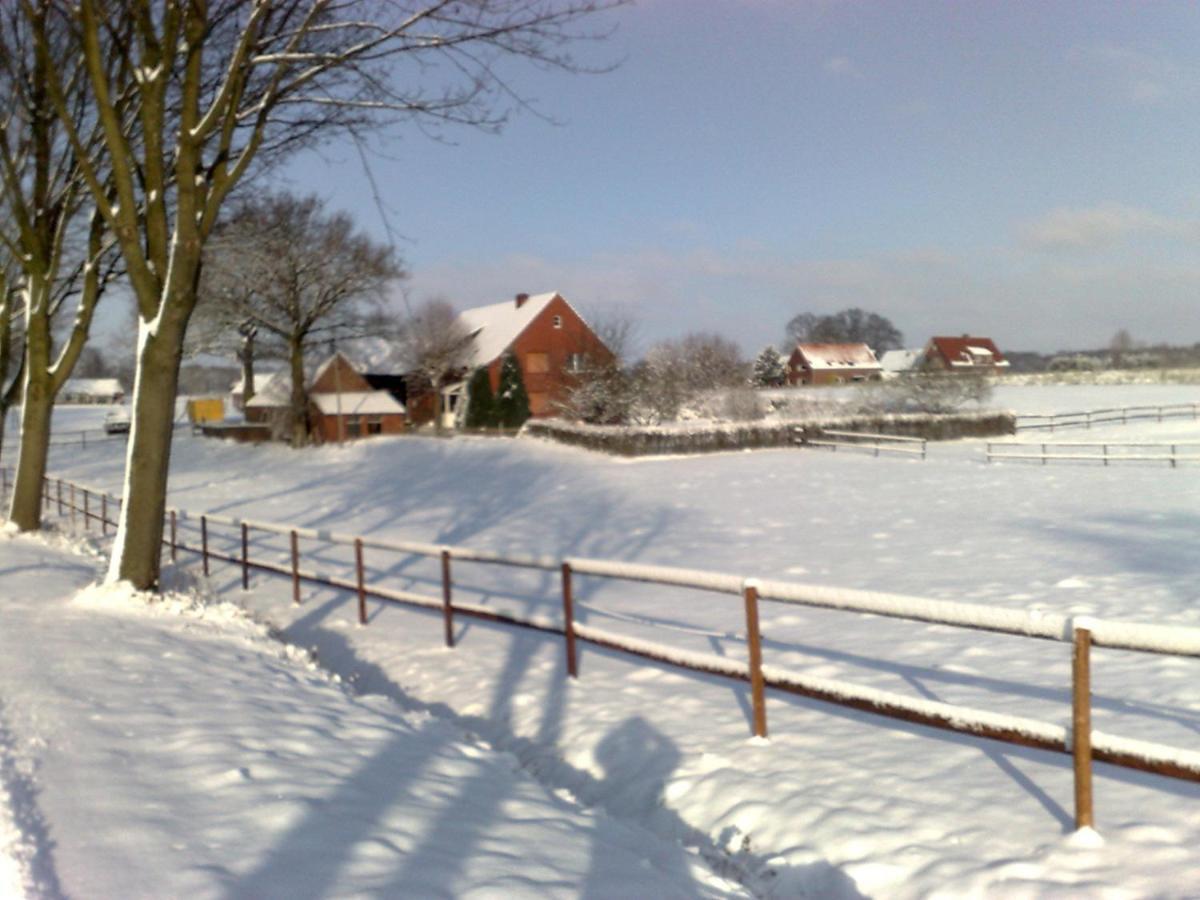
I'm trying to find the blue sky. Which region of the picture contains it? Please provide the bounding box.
[277,1,1200,355]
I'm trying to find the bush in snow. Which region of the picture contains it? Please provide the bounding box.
[464,367,496,429]
[494,351,531,428]
[751,345,788,387]
[866,372,993,414]
[1048,355,1101,372]
[630,333,747,424]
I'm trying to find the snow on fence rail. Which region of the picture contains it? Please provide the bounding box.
[9,466,1200,830]
[1016,402,1199,432]
[794,427,927,459]
[986,441,1200,468]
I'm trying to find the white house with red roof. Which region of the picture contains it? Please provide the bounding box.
[922,336,1010,372]
[787,343,884,386]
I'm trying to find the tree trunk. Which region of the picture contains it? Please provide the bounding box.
[104,316,186,590]
[7,280,54,531]
[288,337,308,447]
[7,371,53,531]
[240,329,256,406]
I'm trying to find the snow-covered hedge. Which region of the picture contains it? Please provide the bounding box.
[523,412,1016,456]
[1000,367,1200,386]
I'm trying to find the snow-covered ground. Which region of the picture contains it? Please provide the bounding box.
[0,533,745,899]
[3,383,1200,896]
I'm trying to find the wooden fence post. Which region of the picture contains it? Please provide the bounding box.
[743,580,768,738]
[83,489,90,531]
[57,479,63,516]
[290,530,300,604]
[169,510,177,562]
[355,538,367,625]
[200,516,209,577]
[1072,622,1095,830]
[69,484,75,529]
[440,549,455,648]
[561,562,578,678]
[241,522,249,590]
[101,494,107,536]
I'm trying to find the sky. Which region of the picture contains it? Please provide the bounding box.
[274,0,1200,356]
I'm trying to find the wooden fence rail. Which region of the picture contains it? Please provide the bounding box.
[1016,402,1200,432]
[987,441,1200,468]
[794,427,927,459]
[7,466,1200,831]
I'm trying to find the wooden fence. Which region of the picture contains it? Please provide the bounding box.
[987,441,1200,468]
[795,427,927,459]
[7,465,1200,832]
[1016,402,1200,432]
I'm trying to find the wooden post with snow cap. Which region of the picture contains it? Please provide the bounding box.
[201,516,209,576]
[241,522,249,590]
[57,479,63,516]
[290,530,301,604]
[1072,617,1095,830]
[561,562,578,678]
[440,549,455,648]
[355,538,367,625]
[743,578,768,738]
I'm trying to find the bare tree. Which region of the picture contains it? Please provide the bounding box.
[786,308,904,354]
[195,193,402,445]
[393,298,474,430]
[0,245,26,465]
[632,332,746,423]
[1109,328,1135,368]
[555,306,635,423]
[25,0,621,588]
[0,4,121,529]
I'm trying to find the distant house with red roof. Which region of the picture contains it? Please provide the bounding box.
[922,336,1009,373]
[787,343,883,386]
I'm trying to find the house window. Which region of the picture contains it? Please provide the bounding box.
[346,416,362,437]
[367,417,383,435]
[566,353,585,373]
[552,315,563,329]
[525,352,550,374]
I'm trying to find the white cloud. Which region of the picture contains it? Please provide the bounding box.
[823,56,863,79]
[1067,43,1193,106]
[1018,204,1200,252]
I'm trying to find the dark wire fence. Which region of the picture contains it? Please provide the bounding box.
[7,464,1200,832]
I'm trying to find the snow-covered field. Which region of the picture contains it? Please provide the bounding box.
[3,382,1200,897]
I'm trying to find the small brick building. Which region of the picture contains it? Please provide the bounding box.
[458,292,613,417]
[307,353,407,440]
[787,343,883,386]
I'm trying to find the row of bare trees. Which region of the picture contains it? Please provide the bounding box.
[0,0,620,591]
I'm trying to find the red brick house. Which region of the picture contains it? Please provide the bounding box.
[458,292,613,417]
[244,352,408,440]
[787,343,883,385]
[922,336,1010,373]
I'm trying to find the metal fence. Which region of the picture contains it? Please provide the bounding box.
[987,441,1200,467]
[1016,402,1200,432]
[794,427,927,459]
[7,465,1200,831]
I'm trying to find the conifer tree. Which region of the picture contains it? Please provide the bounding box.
[464,367,497,429]
[752,345,788,387]
[494,352,531,428]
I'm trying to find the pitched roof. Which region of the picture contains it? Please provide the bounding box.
[311,391,405,416]
[879,349,924,372]
[243,371,292,408]
[928,336,1009,367]
[792,343,881,370]
[457,292,560,367]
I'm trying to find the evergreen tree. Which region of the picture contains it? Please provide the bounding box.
[464,367,497,429]
[494,351,531,428]
[752,345,788,387]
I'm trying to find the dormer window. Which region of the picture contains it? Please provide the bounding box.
[552,315,562,329]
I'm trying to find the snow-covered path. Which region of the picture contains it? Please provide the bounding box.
[0,533,746,899]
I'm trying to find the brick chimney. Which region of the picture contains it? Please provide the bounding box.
[515,293,529,309]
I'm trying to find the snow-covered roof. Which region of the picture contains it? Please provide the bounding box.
[311,391,405,416]
[879,349,923,372]
[243,371,292,408]
[793,343,881,370]
[457,292,560,367]
[62,378,123,396]
[230,367,283,395]
[928,336,1008,368]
